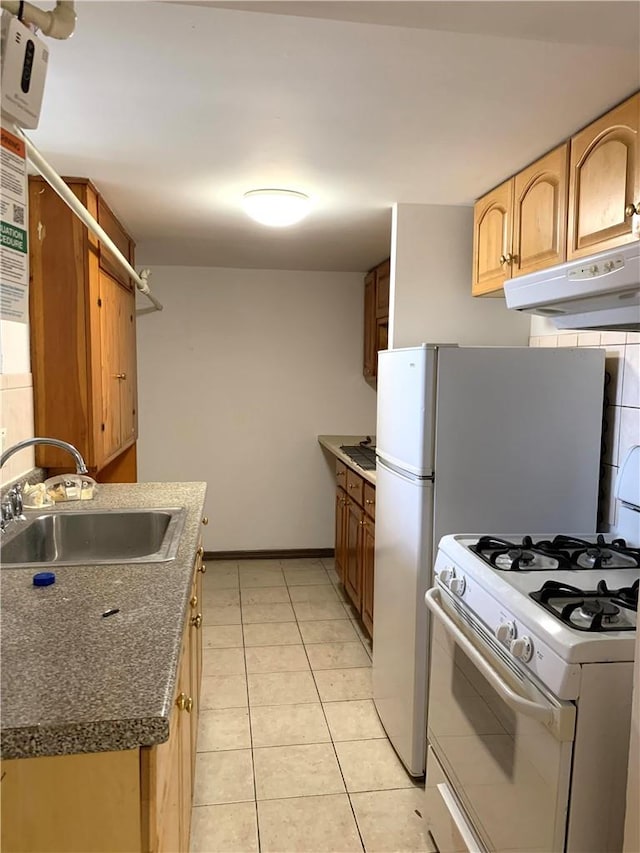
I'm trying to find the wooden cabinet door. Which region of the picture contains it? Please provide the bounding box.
[99,272,138,465]
[117,282,138,447]
[344,499,363,610]
[156,713,181,853]
[512,144,569,277]
[363,271,377,381]
[178,635,193,853]
[99,272,123,465]
[472,179,514,296]
[335,486,348,583]
[189,567,202,785]
[568,93,640,259]
[375,260,390,319]
[361,514,375,637]
[97,196,135,291]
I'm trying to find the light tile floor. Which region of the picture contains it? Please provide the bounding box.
[190,558,435,853]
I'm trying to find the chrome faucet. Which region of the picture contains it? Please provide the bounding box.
[0,438,88,533]
[0,437,88,475]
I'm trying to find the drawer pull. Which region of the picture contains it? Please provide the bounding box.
[191,613,202,629]
[177,693,194,713]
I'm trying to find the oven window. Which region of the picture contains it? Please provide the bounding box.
[428,615,574,853]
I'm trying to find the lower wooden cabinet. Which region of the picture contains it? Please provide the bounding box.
[333,461,375,636]
[361,512,375,636]
[335,479,349,583]
[0,547,205,853]
[345,498,364,610]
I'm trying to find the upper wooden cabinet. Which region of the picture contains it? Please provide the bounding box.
[567,92,639,259]
[472,92,639,296]
[28,177,138,474]
[472,145,568,296]
[472,179,514,296]
[513,143,568,277]
[363,258,390,386]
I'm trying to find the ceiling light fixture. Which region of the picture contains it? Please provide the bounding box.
[242,189,311,227]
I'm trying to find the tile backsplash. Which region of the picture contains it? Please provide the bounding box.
[0,373,35,485]
[529,330,640,531]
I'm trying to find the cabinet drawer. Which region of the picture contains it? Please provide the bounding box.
[336,460,348,489]
[363,482,375,518]
[346,468,364,506]
[98,196,135,290]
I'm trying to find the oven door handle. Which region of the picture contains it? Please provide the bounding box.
[426,587,556,728]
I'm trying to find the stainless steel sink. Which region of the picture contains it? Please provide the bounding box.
[0,507,186,568]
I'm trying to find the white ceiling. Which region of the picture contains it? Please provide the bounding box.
[28,0,640,271]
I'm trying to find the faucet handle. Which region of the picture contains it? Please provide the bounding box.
[10,484,24,519]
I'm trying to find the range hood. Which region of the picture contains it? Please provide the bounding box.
[504,242,640,331]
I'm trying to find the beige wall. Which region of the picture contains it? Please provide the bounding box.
[390,203,531,349]
[0,320,34,484]
[135,266,377,552]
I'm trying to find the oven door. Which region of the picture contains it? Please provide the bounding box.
[425,587,576,853]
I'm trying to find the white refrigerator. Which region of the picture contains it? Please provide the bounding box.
[373,344,605,776]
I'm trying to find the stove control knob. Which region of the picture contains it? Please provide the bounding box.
[449,576,466,596]
[438,567,455,586]
[496,621,516,644]
[510,636,533,662]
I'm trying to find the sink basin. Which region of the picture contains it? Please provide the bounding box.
[0,507,186,568]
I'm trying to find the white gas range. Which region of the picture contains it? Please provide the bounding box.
[424,530,639,853]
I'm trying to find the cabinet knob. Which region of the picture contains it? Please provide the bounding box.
[176,692,187,711]
[349,483,358,489]
[359,519,366,526]
[365,499,374,505]
[198,562,207,574]
[191,613,202,629]
[202,516,209,525]
[499,252,518,266]
[625,202,639,217]
[197,545,204,557]
[114,373,127,380]
[190,595,198,608]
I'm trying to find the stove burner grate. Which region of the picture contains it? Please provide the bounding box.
[471,536,571,571]
[471,534,640,572]
[531,579,638,632]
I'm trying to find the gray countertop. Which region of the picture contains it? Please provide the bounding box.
[318,435,377,485]
[0,481,207,760]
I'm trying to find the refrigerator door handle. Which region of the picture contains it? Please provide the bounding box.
[377,455,435,483]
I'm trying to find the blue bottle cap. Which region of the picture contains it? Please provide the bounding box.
[33,571,55,587]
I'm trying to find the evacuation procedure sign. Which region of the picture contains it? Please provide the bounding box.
[0,124,29,323]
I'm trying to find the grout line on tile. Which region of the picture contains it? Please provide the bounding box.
[298,622,368,853]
